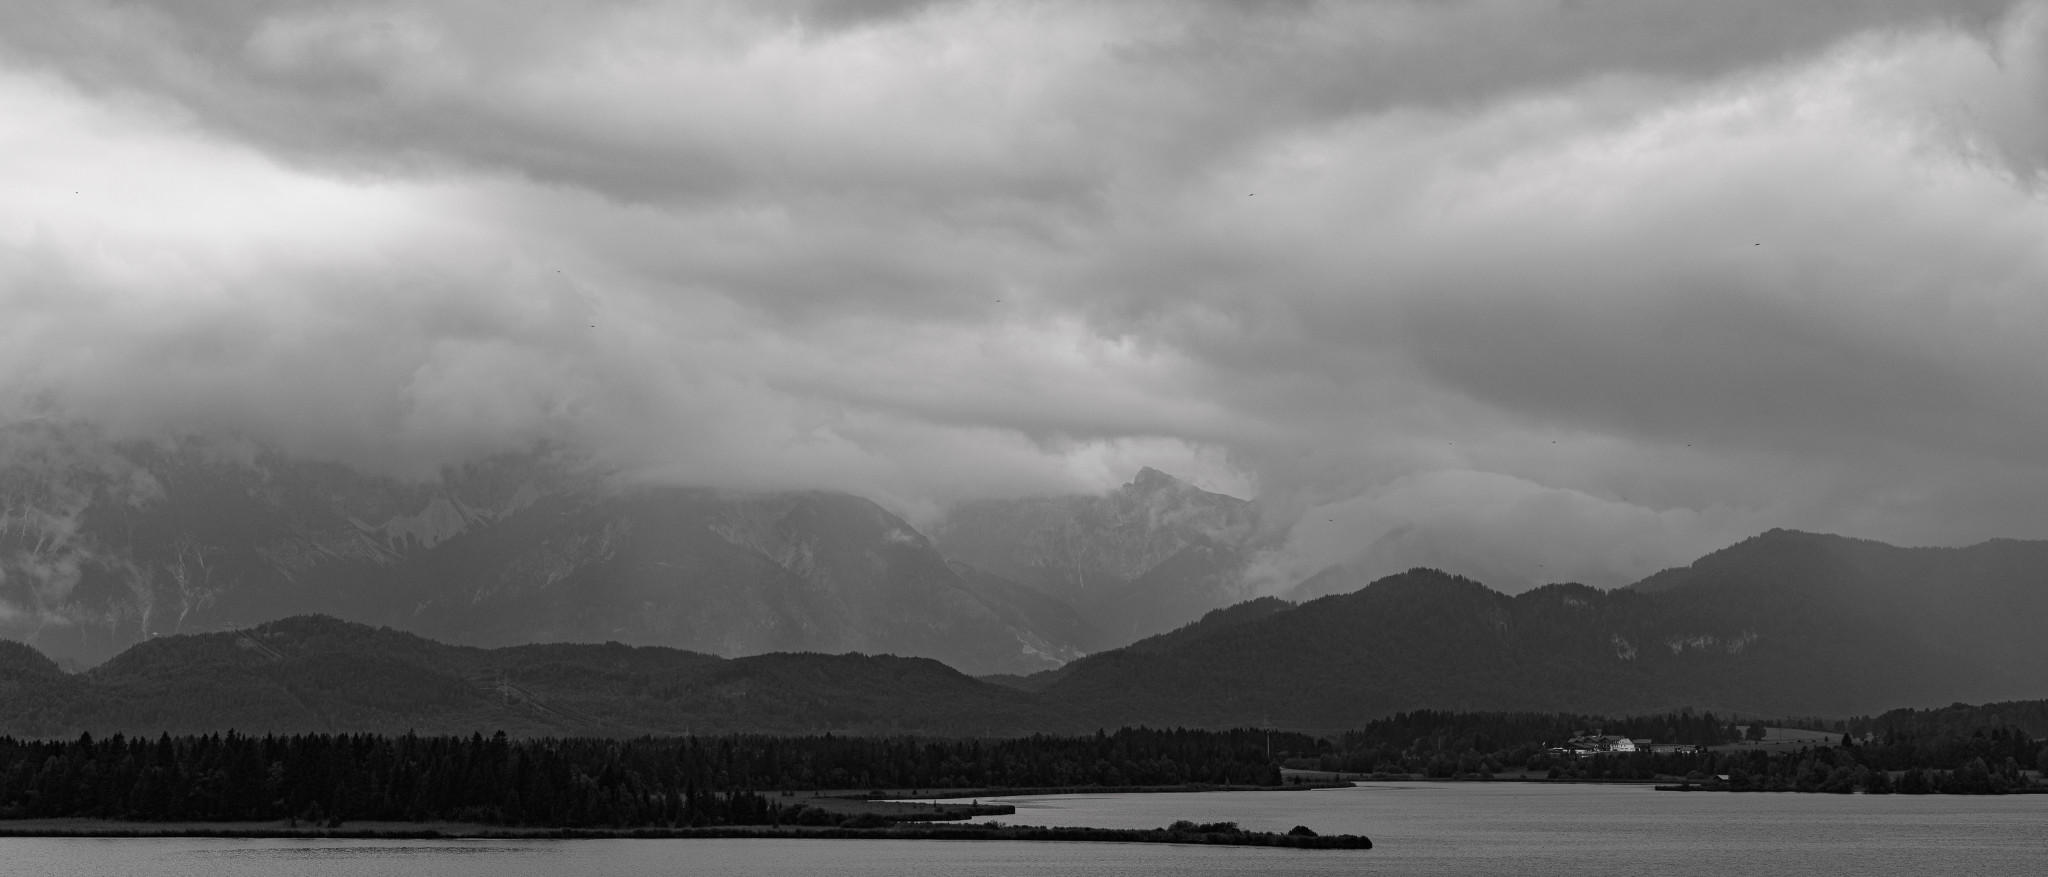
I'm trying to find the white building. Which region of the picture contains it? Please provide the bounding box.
[1560,734,1638,756]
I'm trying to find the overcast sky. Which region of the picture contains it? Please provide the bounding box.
[5,0,2048,592]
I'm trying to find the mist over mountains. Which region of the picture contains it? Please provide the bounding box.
[4,479,2046,740]
[929,466,1274,644]
[0,424,1120,675]
[6,422,2048,738]
[3,424,1293,676]
[12,4,2048,748]
[5,525,2046,739]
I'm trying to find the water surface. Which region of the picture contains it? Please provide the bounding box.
[4,783,2040,876]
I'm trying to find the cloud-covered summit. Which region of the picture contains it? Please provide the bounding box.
[5,0,2048,592]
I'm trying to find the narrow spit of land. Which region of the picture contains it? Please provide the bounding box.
[0,783,1369,848]
[857,780,1355,800]
[0,816,1372,849]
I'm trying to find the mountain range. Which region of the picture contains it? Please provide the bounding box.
[1026,529,2048,725]
[0,423,1120,675]
[7,423,2047,735]
[0,615,1068,739]
[929,466,1271,643]
[1,425,1277,674]
[5,529,2046,739]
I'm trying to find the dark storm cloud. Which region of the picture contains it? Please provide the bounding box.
[5,0,2048,591]
[0,2,2020,204]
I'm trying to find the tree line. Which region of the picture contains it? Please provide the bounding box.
[1524,730,2042,794]
[1312,709,2044,793]
[5,711,2036,828]
[1335,708,1737,758]
[1708,737,2036,794]
[0,727,1296,826]
[1689,700,2048,741]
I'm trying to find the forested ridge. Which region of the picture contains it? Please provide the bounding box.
[1699,729,2044,794]
[1036,532,2048,724]
[1865,700,2048,738]
[14,526,2048,739]
[0,616,1075,738]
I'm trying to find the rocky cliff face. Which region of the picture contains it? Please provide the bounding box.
[0,423,1086,675]
[929,468,1272,645]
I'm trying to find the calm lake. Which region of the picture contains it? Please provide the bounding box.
[4,782,2042,876]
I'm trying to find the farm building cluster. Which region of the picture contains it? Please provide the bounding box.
[1550,734,1702,757]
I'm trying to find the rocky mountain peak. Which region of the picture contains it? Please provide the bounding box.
[1126,467,1186,493]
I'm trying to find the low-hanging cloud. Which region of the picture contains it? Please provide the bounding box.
[4,1,2048,590]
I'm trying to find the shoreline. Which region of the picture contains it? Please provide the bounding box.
[0,819,1371,848]
[1654,783,2048,795]
[900,781,1353,800]
[1294,773,1670,787]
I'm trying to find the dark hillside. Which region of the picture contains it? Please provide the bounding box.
[0,616,1081,739]
[1871,699,2048,738]
[977,596,1296,693]
[1042,548,2048,727]
[0,640,76,740]
[0,639,61,681]
[1120,596,1296,655]
[1627,529,2048,682]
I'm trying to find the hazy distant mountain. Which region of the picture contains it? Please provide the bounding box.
[946,560,1113,655]
[1287,561,1378,603]
[1032,530,2048,725]
[930,468,1271,644]
[0,423,1088,675]
[0,615,1073,738]
[12,456,2048,739]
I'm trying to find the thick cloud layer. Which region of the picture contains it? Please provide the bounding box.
[5,0,2048,589]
